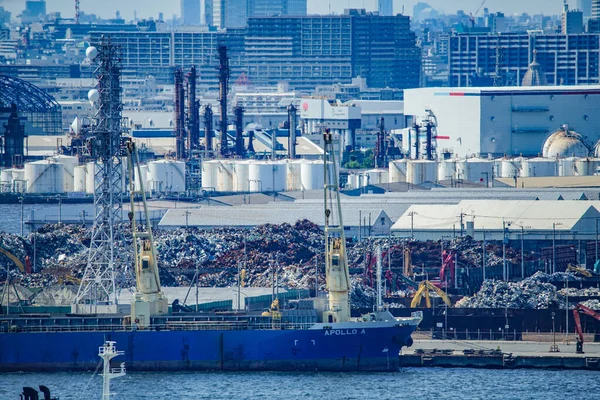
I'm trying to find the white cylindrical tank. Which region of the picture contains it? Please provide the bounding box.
[285,160,303,191]
[201,160,219,190]
[574,157,594,176]
[9,169,25,192]
[498,158,521,178]
[51,155,77,192]
[558,157,577,176]
[347,173,360,189]
[134,164,149,192]
[216,160,234,192]
[364,169,388,186]
[389,160,407,183]
[1,169,12,185]
[406,160,437,185]
[148,159,186,193]
[248,161,274,192]
[25,160,64,194]
[520,157,557,177]
[437,159,456,182]
[272,161,287,192]
[85,162,96,194]
[74,165,86,192]
[233,160,251,192]
[457,157,494,184]
[300,161,325,191]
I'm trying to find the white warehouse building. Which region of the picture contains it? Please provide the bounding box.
[404,86,600,158]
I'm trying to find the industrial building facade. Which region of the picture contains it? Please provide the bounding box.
[404,86,600,158]
[448,33,600,87]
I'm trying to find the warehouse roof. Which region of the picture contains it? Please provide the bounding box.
[159,205,389,229]
[391,200,600,233]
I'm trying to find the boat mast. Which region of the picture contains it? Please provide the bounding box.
[99,341,126,400]
[322,129,351,323]
[126,141,168,327]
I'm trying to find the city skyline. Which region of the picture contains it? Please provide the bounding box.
[0,0,577,21]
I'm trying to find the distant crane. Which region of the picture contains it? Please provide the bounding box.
[75,0,80,24]
[469,0,487,27]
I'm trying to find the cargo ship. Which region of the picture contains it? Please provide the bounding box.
[0,133,421,372]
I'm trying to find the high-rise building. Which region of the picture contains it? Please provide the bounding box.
[212,0,247,28]
[205,0,214,26]
[181,0,201,25]
[562,3,584,34]
[578,0,592,18]
[248,0,307,16]
[593,0,600,18]
[448,33,600,87]
[245,9,420,90]
[377,0,393,16]
[22,0,46,22]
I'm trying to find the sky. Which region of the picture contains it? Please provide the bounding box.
[0,0,574,21]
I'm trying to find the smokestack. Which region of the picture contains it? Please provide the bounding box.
[287,104,297,159]
[203,104,213,153]
[413,123,420,160]
[234,105,244,156]
[187,65,200,157]
[218,44,230,157]
[174,68,186,160]
[425,122,433,160]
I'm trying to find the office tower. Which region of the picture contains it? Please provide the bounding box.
[248,0,307,16]
[181,0,201,25]
[378,0,393,16]
[212,0,247,28]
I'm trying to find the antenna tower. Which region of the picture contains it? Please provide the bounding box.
[74,37,126,313]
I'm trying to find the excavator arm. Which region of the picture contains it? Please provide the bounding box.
[411,281,452,308]
[0,247,25,273]
[573,303,600,353]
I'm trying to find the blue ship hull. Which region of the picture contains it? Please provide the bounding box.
[0,323,416,372]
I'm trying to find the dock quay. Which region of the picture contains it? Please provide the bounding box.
[401,338,600,370]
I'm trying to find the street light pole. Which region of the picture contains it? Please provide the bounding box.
[482,231,486,281]
[596,218,598,267]
[521,226,524,279]
[502,220,507,281]
[552,222,556,274]
[20,196,24,237]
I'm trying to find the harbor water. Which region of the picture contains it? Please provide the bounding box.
[0,369,598,399]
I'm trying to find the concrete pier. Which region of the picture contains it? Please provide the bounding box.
[401,338,600,370]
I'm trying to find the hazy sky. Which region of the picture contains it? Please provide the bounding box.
[0,0,571,21]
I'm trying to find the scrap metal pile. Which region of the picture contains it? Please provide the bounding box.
[0,222,552,308]
[455,272,580,309]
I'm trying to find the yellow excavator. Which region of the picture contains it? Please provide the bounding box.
[411,280,452,308]
[261,298,282,320]
[567,264,593,278]
[0,247,25,274]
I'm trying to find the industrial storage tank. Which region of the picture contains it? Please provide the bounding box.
[272,161,287,192]
[25,160,64,194]
[498,158,521,178]
[148,159,186,193]
[456,157,494,184]
[542,126,589,158]
[520,157,557,177]
[389,160,407,183]
[51,155,77,192]
[285,160,303,191]
[346,173,361,189]
[73,165,86,192]
[363,169,389,186]
[1,169,12,187]
[233,160,251,192]
[300,161,325,191]
[558,157,577,176]
[248,161,274,192]
[201,160,219,190]
[215,160,234,192]
[437,159,456,182]
[406,160,437,185]
[9,169,25,192]
[134,164,149,192]
[573,157,595,176]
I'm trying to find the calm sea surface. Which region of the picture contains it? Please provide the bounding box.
[0,369,598,400]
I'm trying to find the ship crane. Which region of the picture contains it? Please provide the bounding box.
[322,129,351,323]
[126,141,168,327]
